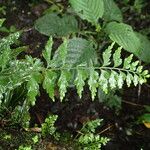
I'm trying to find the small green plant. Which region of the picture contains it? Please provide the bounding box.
[0,6,6,15]
[75,119,110,150]
[138,106,150,128]
[18,145,32,150]
[32,135,39,144]
[3,134,11,140]
[41,115,60,140]
[98,89,122,111]
[41,115,109,150]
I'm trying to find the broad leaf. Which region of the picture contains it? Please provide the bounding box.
[105,22,141,56]
[135,32,150,63]
[103,0,123,22]
[69,0,104,25]
[51,38,97,68]
[35,13,78,37]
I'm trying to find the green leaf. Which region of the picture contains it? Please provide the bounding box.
[102,42,115,66]
[133,74,139,86]
[43,70,57,101]
[105,22,141,56]
[0,46,11,70]
[144,106,150,113]
[135,32,150,63]
[42,37,53,67]
[74,68,88,98]
[0,32,20,50]
[69,0,104,25]
[88,66,99,100]
[139,114,150,123]
[98,89,121,111]
[35,13,78,37]
[11,46,28,59]
[27,73,42,106]
[58,71,71,101]
[58,38,68,65]
[126,73,133,87]
[0,32,20,70]
[51,38,97,68]
[139,76,146,84]
[99,70,110,93]
[123,54,133,69]
[117,71,125,89]
[130,61,139,71]
[142,70,149,76]
[0,18,5,27]
[137,66,143,73]
[109,70,117,89]
[113,46,122,67]
[103,0,123,22]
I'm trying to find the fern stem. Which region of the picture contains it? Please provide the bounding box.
[99,66,138,75]
[47,66,140,76]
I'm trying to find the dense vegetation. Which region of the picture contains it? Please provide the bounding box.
[0,0,150,149]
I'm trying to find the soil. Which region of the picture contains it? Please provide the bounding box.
[0,0,150,150]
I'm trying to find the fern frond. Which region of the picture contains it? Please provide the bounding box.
[48,40,149,100]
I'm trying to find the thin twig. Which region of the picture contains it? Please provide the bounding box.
[98,124,114,135]
[122,100,144,107]
[138,84,141,101]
